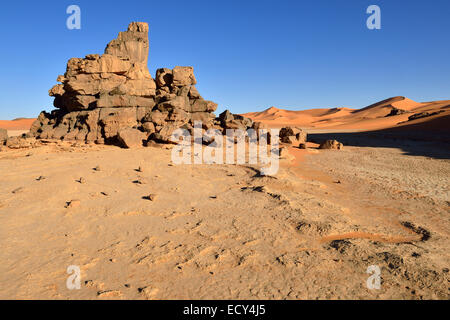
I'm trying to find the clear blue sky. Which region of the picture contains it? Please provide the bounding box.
[0,0,449,119]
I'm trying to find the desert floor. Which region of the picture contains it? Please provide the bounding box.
[0,132,448,300]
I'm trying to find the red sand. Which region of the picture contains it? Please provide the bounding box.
[0,118,35,131]
[244,96,450,133]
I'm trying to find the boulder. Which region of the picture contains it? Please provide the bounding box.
[219,110,253,130]
[319,140,343,150]
[280,126,307,144]
[172,66,196,86]
[117,128,146,148]
[407,110,444,122]
[219,110,234,122]
[6,136,38,149]
[190,99,218,113]
[190,112,215,129]
[385,107,409,117]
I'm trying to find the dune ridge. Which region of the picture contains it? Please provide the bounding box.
[244,96,450,132]
[0,118,35,131]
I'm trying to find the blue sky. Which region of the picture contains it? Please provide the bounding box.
[0,0,449,119]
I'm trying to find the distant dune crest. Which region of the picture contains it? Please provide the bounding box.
[244,96,449,132]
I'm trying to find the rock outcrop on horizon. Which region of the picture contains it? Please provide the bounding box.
[30,22,220,147]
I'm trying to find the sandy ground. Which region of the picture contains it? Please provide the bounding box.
[0,136,448,299]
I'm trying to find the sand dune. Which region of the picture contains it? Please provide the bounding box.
[0,118,35,131]
[244,96,450,132]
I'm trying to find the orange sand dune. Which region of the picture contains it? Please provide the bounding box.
[0,118,35,131]
[244,96,450,132]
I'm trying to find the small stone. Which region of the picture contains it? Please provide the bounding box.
[133,178,148,185]
[144,194,157,201]
[12,187,24,194]
[65,200,81,208]
[97,290,122,298]
[94,166,101,171]
[299,143,307,149]
[138,286,159,299]
[79,177,86,184]
[36,176,46,181]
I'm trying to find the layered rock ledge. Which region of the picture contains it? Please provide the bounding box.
[29,22,223,147]
[22,22,305,149]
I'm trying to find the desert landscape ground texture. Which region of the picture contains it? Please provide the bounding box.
[0,22,448,300]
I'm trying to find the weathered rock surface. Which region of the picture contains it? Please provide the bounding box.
[385,107,409,117]
[0,128,7,144]
[407,110,444,122]
[30,22,219,148]
[117,128,146,148]
[319,140,343,150]
[5,136,38,149]
[30,22,306,148]
[219,110,253,131]
[279,126,307,144]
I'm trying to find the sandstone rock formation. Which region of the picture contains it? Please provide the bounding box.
[26,22,303,149]
[117,127,147,148]
[279,126,307,144]
[218,110,253,130]
[319,140,343,150]
[0,128,7,144]
[30,22,219,147]
[407,110,444,122]
[5,136,38,149]
[385,107,409,117]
